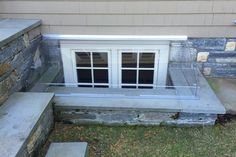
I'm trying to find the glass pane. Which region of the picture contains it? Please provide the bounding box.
[94,69,108,83]
[94,85,109,88]
[78,85,92,87]
[77,69,92,83]
[138,86,153,89]
[138,70,154,84]
[122,70,137,84]
[122,86,136,88]
[122,53,137,68]
[93,52,108,67]
[139,53,155,68]
[75,52,91,67]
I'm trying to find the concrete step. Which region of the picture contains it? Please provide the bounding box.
[45,142,88,157]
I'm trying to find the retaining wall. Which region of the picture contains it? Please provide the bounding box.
[54,107,217,126]
[0,26,47,105]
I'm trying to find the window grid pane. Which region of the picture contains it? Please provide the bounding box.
[76,51,109,88]
[77,69,92,83]
[92,52,108,67]
[122,53,137,68]
[122,70,137,84]
[139,53,155,68]
[75,52,91,67]
[94,69,108,83]
[121,51,156,89]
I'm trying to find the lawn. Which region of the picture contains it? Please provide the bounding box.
[38,120,236,157]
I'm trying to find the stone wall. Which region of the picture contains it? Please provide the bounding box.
[0,27,48,105]
[170,38,236,78]
[54,107,217,126]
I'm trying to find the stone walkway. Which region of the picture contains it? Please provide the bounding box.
[208,78,236,114]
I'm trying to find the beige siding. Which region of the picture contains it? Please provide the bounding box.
[0,0,236,37]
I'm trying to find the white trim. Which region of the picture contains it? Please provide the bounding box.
[157,44,170,86]
[44,34,187,41]
[60,40,170,88]
[60,45,76,87]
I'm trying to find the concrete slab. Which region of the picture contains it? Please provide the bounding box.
[0,18,41,47]
[179,70,226,114]
[0,92,54,157]
[49,69,225,114]
[53,95,182,112]
[207,78,236,114]
[46,142,88,157]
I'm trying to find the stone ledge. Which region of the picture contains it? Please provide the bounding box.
[50,69,225,115]
[0,18,41,47]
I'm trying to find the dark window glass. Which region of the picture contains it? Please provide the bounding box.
[93,52,108,67]
[94,69,108,83]
[122,86,136,88]
[122,53,137,67]
[77,69,92,83]
[94,85,109,88]
[139,53,155,68]
[138,70,154,84]
[75,52,91,67]
[138,86,153,89]
[122,70,137,84]
[78,85,92,87]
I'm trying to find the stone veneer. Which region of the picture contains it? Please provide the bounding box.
[54,108,217,126]
[170,38,236,78]
[0,26,48,105]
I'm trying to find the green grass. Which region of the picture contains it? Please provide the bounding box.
[39,120,236,157]
[207,78,220,93]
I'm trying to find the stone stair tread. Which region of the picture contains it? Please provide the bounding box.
[0,92,54,157]
[45,142,88,157]
[0,18,41,47]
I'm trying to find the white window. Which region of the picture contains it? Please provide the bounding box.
[61,40,170,88]
[73,50,111,88]
[119,50,159,89]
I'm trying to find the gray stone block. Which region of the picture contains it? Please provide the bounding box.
[189,38,226,51]
[0,37,26,64]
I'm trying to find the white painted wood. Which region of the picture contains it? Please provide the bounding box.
[157,43,170,86]
[60,43,76,87]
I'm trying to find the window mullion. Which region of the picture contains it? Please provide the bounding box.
[136,51,140,89]
[90,52,94,87]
